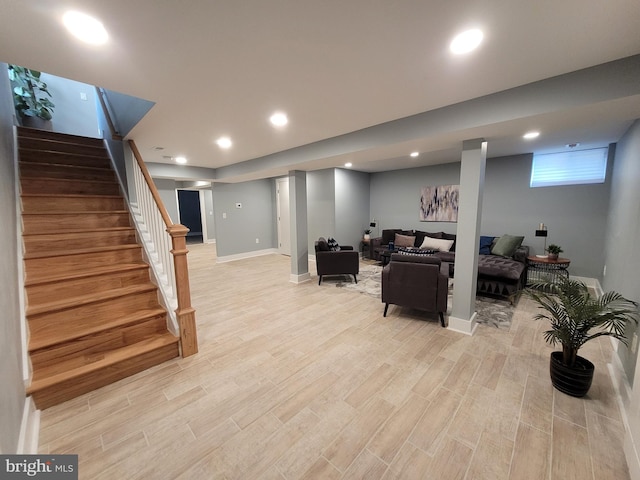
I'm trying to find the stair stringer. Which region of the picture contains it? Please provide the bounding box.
[128,201,179,336]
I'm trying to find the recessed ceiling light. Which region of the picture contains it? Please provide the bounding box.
[410,152,420,158]
[450,29,483,55]
[523,131,540,139]
[216,136,232,149]
[175,156,187,164]
[345,162,353,168]
[270,112,288,127]
[63,11,109,45]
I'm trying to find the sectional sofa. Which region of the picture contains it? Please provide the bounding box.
[370,228,529,303]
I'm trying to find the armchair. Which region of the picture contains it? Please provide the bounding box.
[315,237,359,285]
[382,254,448,327]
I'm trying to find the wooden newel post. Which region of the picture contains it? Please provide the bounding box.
[167,224,198,356]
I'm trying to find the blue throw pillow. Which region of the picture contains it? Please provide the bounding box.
[479,236,495,255]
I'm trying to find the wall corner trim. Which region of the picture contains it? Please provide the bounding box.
[17,397,40,454]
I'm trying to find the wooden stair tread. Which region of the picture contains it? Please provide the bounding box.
[22,210,129,216]
[18,126,105,145]
[21,175,118,185]
[27,283,158,316]
[25,262,150,286]
[28,307,168,352]
[27,333,179,393]
[19,160,112,171]
[24,242,140,260]
[23,226,134,237]
[21,193,123,200]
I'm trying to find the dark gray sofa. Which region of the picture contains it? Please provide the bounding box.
[371,229,528,303]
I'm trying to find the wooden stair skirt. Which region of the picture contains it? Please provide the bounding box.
[18,127,180,410]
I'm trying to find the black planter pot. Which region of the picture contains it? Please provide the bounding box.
[549,351,594,397]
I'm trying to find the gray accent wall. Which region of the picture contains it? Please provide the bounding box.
[605,120,640,385]
[307,169,336,253]
[370,163,460,237]
[335,168,370,250]
[483,153,611,278]
[41,73,100,138]
[370,152,612,278]
[212,179,277,257]
[153,178,179,224]
[0,63,25,454]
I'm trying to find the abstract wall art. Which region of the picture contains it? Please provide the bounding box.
[419,184,459,222]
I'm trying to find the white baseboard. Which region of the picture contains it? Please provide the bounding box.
[447,313,478,336]
[290,272,311,284]
[17,397,39,454]
[607,344,640,479]
[570,275,603,296]
[216,248,279,263]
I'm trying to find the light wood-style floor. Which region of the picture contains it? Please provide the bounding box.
[39,243,630,479]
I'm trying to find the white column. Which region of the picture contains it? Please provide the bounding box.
[448,139,487,335]
[289,170,310,283]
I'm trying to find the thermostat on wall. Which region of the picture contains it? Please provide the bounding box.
[235,202,242,208]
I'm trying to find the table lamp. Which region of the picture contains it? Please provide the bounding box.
[535,224,548,258]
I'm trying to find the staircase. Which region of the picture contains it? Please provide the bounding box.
[18,127,180,410]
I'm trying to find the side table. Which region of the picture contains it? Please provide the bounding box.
[360,239,370,259]
[527,256,571,286]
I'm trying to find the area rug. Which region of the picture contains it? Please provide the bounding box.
[329,264,516,329]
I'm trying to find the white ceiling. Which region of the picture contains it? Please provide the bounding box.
[1,0,639,182]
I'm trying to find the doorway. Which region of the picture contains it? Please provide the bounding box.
[177,189,203,244]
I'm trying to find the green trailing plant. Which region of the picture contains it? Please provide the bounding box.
[8,64,55,120]
[546,244,563,255]
[527,277,639,367]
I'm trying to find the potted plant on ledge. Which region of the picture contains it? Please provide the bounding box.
[528,277,639,397]
[546,244,563,260]
[364,229,371,242]
[8,64,55,129]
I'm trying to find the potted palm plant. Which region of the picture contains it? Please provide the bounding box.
[8,64,55,129]
[527,277,639,397]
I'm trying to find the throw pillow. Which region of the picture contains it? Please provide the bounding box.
[479,236,495,255]
[395,233,416,248]
[491,234,524,257]
[399,247,434,256]
[442,232,457,252]
[419,236,454,252]
[327,237,340,251]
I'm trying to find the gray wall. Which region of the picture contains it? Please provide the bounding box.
[370,153,612,278]
[153,178,179,224]
[605,120,640,385]
[42,73,100,138]
[307,169,335,252]
[335,168,370,250]
[483,153,611,278]
[370,162,460,237]
[212,179,277,257]
[0,63,26,454]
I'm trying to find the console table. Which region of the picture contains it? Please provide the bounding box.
[527,256,571,285]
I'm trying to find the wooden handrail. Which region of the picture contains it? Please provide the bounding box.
[128,140,173,227]
[95,87,123,141]
[128,139,198,356]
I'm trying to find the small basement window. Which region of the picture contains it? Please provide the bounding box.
[530,147,608,188]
